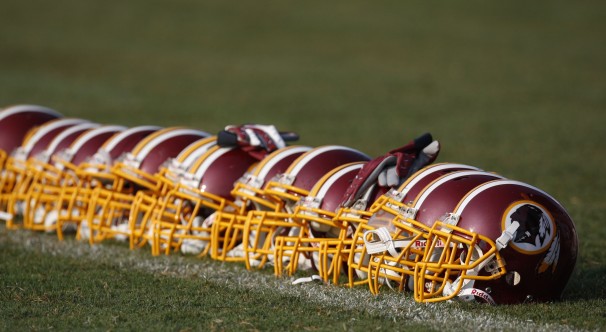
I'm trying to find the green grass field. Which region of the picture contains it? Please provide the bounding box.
[1,0,605,330]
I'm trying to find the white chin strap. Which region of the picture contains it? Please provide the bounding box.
[363,227,411,257]
[362,227,415,289]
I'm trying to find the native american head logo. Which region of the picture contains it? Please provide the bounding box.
[502,201,556,255]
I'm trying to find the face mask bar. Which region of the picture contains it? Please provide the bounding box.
[56,158,121,242]
[273,200,347,281]
[365,225,429,296]
[239,210,302,270]
[263,174,308,205]
[231,174,281,212]
[86,186,138,244]
[128,190,164,250]
[208,175,285,262]
[149,183,236,257]
[0,156,36,229]
[344,189,411,288]
[412,220,507,303]
[317,202,374,287]
[22,155,78,232]
[361,192,509,304]
[111,160,163,194]
[209,208,248,262]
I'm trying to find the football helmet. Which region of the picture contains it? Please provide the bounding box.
[11,121,100,229]
[273,162,366,282]
[150,123,301,257]
[149,144,262,256]
[279,135,444,287]
[26,124,131,236]
[24,123,123,232]
[209,145,312,262]
[85,127,210,244]
[345,163,484,288]
[57,126,161,240]
[128,136,217,249]
[408,179,577,304]
[55,125,162,241]
[240,145,371,270]
[0,118,88,227]
[0,104,62,168]
[363,169,505,295]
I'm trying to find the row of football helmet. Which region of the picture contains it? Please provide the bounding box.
[0,104,578,305]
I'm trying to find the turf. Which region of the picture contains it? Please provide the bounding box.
[2,228,601,331]
[1,0,605,330]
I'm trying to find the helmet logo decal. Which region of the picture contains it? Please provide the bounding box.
[538,231,561,274]
[502,201,556,254]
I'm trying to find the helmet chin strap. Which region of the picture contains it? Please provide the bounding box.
[496,220,520,250]
[444,224,520,305]
[362,227,415,291]
[442,246,499,305]
[363,227,410,257]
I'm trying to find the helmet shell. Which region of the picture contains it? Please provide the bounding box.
[0,104,63,156]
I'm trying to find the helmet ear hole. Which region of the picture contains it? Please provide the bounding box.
[505,271,522,286]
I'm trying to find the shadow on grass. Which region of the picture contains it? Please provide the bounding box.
[563,262,606,301]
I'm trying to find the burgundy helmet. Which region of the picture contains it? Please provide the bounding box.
[264,145,372,212]
[0,118,89,195]
[34,122,102,165]
[186,145,262,204]
[390,163,482,208]
[359,167,505,293]
[25,125,127,230]
[296,162,368,239]
[0,104,63,158]
[411,179,578,305]
[240,146,371,270]
[88,125,163,168]
[55,125,128,170]
[231,145,313,212]
[127,136,218,245]
[51,126,164,240]
[110,127,211,191]
[70,125,164,187]
[152,145,265,256]
[392,170,506,229]
[365,163,485,231]
[85,127,211,244]
[14,118,91,162]
[19,122,101,228]
[209,145,312,261]
[274,162,367,280]
[0,118,89,225]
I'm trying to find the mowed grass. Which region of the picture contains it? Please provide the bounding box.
[1,228,602,332]
[0,230,432,331]
[1,0,605,330]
